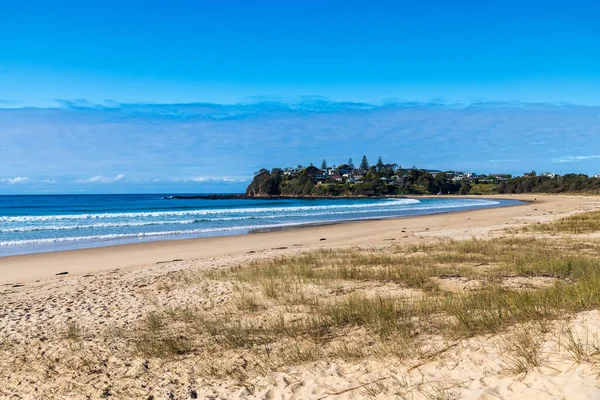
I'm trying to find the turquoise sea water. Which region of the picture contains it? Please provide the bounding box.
[0,195,522,256]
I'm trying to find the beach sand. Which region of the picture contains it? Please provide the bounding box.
[2,194,600,399]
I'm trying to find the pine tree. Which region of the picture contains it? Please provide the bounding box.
[376,156,384,172]
[360,155,369,170]
[348,158,354,169]
[321,159,327,170]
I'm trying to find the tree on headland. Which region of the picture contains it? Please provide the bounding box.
[459,181,472,195]
[245,169,282,196]
[246,162,480,197]
[321,159,327,170]
[360,155,369,170]
[348,158,354,169]
[376,156,384,172]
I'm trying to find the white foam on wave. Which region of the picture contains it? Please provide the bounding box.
[0,198,421,223]
[0,217,259,233]
[0,221,331,246]
[0,199,501,234]
[0,198,507,248]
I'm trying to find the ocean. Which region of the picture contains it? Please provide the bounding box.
[0,194,522,256]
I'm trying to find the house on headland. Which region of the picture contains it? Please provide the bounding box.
[423,169,442,177]
[490,174,510,182]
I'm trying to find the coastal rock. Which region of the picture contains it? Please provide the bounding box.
[245,169,281,197]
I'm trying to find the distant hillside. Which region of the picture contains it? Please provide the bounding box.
[245,165,471,197]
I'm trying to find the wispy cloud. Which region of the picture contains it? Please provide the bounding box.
[41,179,56,184]
[76,174,125,184]
[184,176,250,183]
[49,98,587,122]
[0,176,30,184]
[1,99,600,193]
[552,155,600,163]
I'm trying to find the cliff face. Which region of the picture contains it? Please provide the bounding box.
[245,170,282,197]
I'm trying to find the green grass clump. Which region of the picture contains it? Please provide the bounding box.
[469,183,498,195]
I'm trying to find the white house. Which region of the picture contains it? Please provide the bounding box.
[541,172,558,178]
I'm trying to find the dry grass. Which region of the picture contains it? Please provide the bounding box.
[559,327,600,365]
[65,321,84,341]
[525,210,600,234]
[424,383,461,400]
[499,327,545,375]
[113,230,600,382]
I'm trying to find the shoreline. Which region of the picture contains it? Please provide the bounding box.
[247,197,525,234]
[0,196,517,259]
[0,194,596,286]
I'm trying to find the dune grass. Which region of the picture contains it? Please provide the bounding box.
[525,210,600,234]
[499,327,546,375]
[115,232,600,382]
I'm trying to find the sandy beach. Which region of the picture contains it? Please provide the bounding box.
[0,194,583,286]
[3,194,600,399]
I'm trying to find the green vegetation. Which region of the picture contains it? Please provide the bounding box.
[246,157,600,197]
[499,174,600,194]
[360,155,370,170]
[246,158,469,196]
[469,183,498,195]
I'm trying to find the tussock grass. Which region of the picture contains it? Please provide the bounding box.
[133,332,193,357]
[559,327,600,365]
[235,292,266,312]
[145,311,164,332]
[65,321,84,341]
[499,327,545,375]
[525,210,600,234]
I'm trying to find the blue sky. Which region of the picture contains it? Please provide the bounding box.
[1,1,600,193]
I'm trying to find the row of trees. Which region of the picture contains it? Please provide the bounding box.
[320,156,391,172]
[498,174,600,194]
